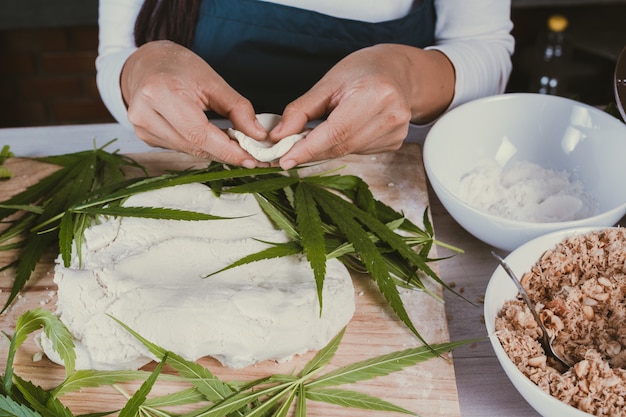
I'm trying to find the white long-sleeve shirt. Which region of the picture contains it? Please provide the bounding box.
[96,0,514,140]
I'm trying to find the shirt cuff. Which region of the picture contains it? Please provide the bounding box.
[96,47,137,131]
[427,41,511,111]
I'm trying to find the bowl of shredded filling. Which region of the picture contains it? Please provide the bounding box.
[485,226,626,417]
[423,93,626,252]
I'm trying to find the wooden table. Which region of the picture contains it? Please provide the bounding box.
[0,123,623,417]
[0,123,455,417]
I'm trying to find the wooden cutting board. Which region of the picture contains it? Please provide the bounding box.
[0,143,461,417]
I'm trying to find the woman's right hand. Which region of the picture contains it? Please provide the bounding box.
[121,40,268,168]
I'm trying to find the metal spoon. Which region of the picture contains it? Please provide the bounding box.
[491,251,571,370]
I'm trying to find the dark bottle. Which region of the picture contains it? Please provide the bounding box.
[530,14,570,96]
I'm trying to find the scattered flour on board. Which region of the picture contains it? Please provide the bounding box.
[458,160,599,222]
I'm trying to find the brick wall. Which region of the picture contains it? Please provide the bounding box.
[0,26,115,128]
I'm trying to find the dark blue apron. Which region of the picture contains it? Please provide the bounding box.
[192,0,436,113]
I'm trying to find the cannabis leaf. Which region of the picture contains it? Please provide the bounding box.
[51,370,161,398]
[305,389,413,414]
[294,182,327,309]
[118,352,168,417]
[0,144,14,180]
[1,309,475,417]
[2,308,75,395]
[0,309,76,417]
[206,169,464,344]
[0,141,148,312]
[0,143,470,417]
[0,143,463,353]
[13,375,74,417]
[0,394,43,417]
[109,316,238,405]
[112,318,473,417]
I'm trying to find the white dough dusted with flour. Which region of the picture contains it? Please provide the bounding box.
[39,183,355,370]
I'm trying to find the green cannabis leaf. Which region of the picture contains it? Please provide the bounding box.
[294,182,327,310]
[1,306,475,417]
[0,141,148,312]
[0,394,43,417]
[208,169,465,344]
[2,308,75,395]
[0,143,470,416]
[51,370,163,398]
[109,316,239,404]
[118,352,168,417]
[12,375,74,417]
[0,144,14,180]
[112,318,473,417]
[0,309,76,417]
[0,142,463,354]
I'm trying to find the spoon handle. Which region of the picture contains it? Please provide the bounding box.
[491,252,549,341]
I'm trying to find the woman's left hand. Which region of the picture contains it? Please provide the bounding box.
[269,43,455,170]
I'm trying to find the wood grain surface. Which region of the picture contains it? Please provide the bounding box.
[0,144,461,417]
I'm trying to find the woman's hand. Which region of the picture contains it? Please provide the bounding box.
[270,44,455,170]
[121,40,268,167]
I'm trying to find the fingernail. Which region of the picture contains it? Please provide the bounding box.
[242,159,257,169]
[280,159,297,171]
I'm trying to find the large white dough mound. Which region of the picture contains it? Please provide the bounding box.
[39,183,355,370]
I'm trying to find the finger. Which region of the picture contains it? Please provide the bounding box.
[279,95,411,170]
[269,82,335,142]
[278,94,372,169]
[222,99,269,141]
[318,122,407,159]
[268,108,311,144]
[285,118,403,166]
[128,104,204,153]
[131,97,258,167]
[182,122,260,168]
[137,120,261,168]
[135,125,208,156]
[144,89,260,166]
[143,59,266,143]
[191,72,269,141]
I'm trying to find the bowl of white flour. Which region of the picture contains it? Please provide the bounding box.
[423,93,626,252]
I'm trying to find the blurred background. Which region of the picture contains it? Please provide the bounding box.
[0,0,625,128]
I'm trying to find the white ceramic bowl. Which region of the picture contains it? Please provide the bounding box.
[423,93,626,252]
[484,226,611,417]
